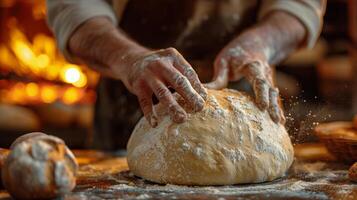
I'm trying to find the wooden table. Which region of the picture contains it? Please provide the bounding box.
[0,147,356,200]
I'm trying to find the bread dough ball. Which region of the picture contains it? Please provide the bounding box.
[1,132,78,199]
[127,89,294,185]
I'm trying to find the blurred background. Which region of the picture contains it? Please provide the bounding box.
[0,0,356,148]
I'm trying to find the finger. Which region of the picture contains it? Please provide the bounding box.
[158,64,205,112]
[137,90,157,127]
[277,97,286,124]
[253,78,270,110]
[268,88,281,123]
[242,62,270,110]
[280,109,286,125]
[166,48,208,100]
[241,62,266,84]
[148,78,187,123]
[174,61,208,100]
[204,59,229,89]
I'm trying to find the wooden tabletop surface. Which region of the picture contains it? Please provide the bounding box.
[0,144,356,200]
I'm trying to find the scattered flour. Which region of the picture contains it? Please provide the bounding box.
[193,147,203,158]
[81,161,356,200]
[134,194,151,199]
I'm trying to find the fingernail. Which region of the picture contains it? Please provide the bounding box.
[148,114,158,127]
[169,104,187,123]
[194,97,205,112]
[174,111,187,123]
[200,88,208,100]
[280,114,286,125]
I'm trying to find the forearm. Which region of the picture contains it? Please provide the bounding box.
[68,17,148,79]
[233,11,306,65]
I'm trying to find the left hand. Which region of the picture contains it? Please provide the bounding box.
[205,33,285,124]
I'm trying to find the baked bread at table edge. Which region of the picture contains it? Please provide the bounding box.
[349,162,357,182]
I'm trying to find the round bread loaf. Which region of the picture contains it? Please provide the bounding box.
[127,89,294,185]
[1,132,78,199]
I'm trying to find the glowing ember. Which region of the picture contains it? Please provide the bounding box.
[25,82,39,98]
[0,3,99,105]
[62,87,82,105]
[0,81,93,105]
[41,85,58,103]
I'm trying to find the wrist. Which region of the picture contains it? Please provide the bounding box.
[230,30,270,63]
[68,16,150,80]
[107,46,150,80]
[255,11,306,64]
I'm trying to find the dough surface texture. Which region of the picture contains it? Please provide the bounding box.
[127,89,294,185]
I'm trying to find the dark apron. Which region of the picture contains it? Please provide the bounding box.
[92,0,258,150]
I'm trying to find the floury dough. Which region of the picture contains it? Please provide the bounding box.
[2,132,78,199]
[127,89,294,185]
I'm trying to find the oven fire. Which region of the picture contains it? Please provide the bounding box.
[0,1,98,105]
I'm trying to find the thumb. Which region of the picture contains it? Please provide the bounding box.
[204,59,229,89]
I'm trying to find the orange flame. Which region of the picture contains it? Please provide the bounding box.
[0,20,98,88]
[0,81,92,105]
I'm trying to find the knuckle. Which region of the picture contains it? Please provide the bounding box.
[174,75,190,89]
[166,47,178,55]
[147,60,164,70]
[156,87,170,99]
[255,78,267,85]
[193,82,203,90]
[184,67,197,78]
[144,63,155,72]
[269,88,279,99]
[254,79,269,91]
[245,61,261,73]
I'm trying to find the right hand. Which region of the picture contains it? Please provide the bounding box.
[115,47,207,127]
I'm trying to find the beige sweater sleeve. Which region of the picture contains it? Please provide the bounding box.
[46,0,118,62]
[258,0,326,48]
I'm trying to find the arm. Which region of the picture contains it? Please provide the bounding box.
[69,18,207,127]
[207,0,326,124]
[47,1,207,127]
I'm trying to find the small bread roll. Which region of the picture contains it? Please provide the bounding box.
[349,162,357,182]
[1,132,78,199]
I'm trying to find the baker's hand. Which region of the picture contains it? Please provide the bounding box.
[205,36,285,124]
[116,47,207,127]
